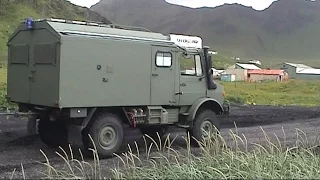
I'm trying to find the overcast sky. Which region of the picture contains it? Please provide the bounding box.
[68,0,277,10]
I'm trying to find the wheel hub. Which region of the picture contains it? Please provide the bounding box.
[98,126,118,150]
[200,119,213,138]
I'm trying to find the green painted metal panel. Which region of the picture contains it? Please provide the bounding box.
[7,33,31,104]
[150,46,177,105]
[58,35,152,107]
[7,22,60,107]
[29,30,60,106]
[207,83,225,105]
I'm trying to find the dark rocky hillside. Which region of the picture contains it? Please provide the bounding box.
[91,0,320,64]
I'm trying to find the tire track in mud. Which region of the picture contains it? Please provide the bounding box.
[221,105,320,128]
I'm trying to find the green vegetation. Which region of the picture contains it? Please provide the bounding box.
[211,54,234,69]
[0,0,110,62]
[220,80,320,106]
[0,66,15,110]
[13,127,320,179]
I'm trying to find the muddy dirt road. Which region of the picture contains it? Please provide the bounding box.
[1,105,320,179]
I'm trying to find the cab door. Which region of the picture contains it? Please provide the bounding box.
[178,52,207,105]
[150,46,177,105]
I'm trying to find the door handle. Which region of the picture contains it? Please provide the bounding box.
[152,73,158,76]
[175,92,183,95]
[180,83,186,87]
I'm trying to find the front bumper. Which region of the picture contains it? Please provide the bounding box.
[222,100,230,115]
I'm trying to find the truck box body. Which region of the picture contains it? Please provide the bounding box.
[6,19,230,158]
[7,19,183,108]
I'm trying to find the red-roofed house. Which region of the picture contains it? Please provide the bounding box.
[247,69,288,82]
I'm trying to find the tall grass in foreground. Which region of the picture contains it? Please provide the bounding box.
[13,126,318,179]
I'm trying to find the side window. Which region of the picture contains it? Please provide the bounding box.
[180,53,203,76]
[156,52,172,67]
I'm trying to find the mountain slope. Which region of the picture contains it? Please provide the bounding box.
[0,0,111,62]
[91,0,320,65]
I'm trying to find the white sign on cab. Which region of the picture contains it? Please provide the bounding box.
[169,34,203,49]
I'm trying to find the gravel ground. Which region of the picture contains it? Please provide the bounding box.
[1,104,320,179]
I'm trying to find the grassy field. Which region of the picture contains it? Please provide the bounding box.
[220,80,320,107]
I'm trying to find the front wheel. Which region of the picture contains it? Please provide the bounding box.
[188,109,220,146]
[82,113,124,158]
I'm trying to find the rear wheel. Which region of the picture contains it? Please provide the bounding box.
[188,109,220,146]
[38,118,68,148]
[82,113,124,158]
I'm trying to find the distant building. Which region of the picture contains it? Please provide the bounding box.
[208,51,218,55]
[236,63,261,70]
[211,68,225,79]
[224,63,260,81]
[231,57,241,61]
[211,67,225,75]
[276,62,313,78]
[296,68,320,80]
[274,62,319,79]
[247,69,288,82]
[228,63,261,70]
[249,60,262,66]
[220,74,236,82]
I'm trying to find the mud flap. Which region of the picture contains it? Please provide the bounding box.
[68,124,84,147]
[27,116,38,135]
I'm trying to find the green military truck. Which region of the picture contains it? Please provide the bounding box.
[6,18,230,158]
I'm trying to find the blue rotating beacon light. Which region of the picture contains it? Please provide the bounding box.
[25,17,34,29]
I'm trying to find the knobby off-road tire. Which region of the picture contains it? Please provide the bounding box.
[38,118,68,148]
[188,109,220,146]
[82,113,124,158]
[140,125,169,142]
